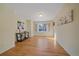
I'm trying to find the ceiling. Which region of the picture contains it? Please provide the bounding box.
[9,3,64,21]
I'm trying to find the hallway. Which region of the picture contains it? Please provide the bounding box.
[0,36,69,56]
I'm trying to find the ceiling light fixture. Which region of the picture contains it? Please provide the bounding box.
[39,14,43,17]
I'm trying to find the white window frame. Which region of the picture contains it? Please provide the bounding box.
[37,23,48,32]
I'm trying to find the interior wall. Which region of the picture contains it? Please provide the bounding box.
[31,20,34,37]
[0,4,17,54]
[55,4,79,55]
[25,20,32,37]
[33,21,54,36]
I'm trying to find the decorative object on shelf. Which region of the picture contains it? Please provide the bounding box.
[17,21,24,33]
[16,31,29,42]
[16,20,29,42]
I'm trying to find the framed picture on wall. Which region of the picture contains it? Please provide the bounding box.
[57,10,73,26]
[65,10,73,23]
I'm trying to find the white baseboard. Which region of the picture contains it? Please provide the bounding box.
[0,44,15,54]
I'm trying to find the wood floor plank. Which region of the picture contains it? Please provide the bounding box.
[0,36,69,56]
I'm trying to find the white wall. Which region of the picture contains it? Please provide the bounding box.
[55,4,79,55]
[31,20,34,37]
[0,4,17,54]
[25,20,32,37]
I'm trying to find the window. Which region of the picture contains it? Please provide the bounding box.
[37,23,48,32]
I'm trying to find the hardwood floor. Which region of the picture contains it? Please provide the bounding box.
[0,36,69,56]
